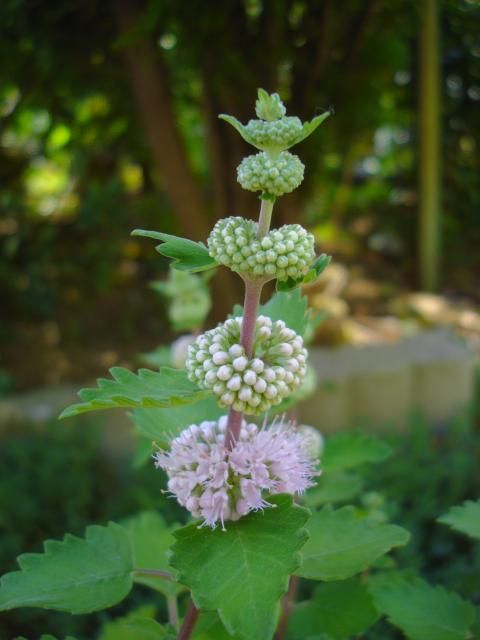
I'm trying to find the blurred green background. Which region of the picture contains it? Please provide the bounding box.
[0,0,479,391]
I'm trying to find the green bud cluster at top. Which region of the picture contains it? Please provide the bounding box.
[208,216,315,282]
[255,90,286,121]
[220,88,330,199]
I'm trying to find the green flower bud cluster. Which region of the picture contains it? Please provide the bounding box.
[220,89,330,197]
[244,116,303,151]
[255,89,286,121]
[208,216,315,282]
[237,151,304,196]
[186,315,307,415]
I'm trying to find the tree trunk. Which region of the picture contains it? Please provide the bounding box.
[114,0,237,315]
[114,0,209,240]
[418,0,441,290]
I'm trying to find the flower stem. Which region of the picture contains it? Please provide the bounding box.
[177,598,199,640]
[240,278,263,358]
[225,196,275,447]
[275,574,299,640]
[257,197,275,238]
[167,595,179,628]
[134,568,173,580]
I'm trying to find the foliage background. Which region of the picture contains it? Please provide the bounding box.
[0,0,479,390]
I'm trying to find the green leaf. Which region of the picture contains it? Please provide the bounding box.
[220,107,331,152]
[438,500,480,540]
[369,574,475,640]
[261,289,309,335]
[124,511,185,597]
[59,367,206,418]
[322,432,392,472]
[304,471,364,508]
[304,254,332,283]
[297,506,409,581]
[100,608,176,640]
[0,523,133,613]
[193,612,235,639]
[289,578,379,640]
[140,346,172,369]
[131,395,224,447]
[233,289,310,336]
[132,229,217,272]
[218,114,252,144]
[290,111,331,146]
[170,494,310,640]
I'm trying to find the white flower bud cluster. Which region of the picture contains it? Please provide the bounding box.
[207,216,315,282]
[237,151,304,196]
[244,117,303,150]
[186,315,308,415]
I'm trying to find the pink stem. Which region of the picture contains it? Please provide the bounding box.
[177,599,199,640]
[225,279,262,447]
[225,198,274,447]
[240,278,263,357]
[275,574,299,640]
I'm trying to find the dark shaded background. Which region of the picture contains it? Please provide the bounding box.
[0,0,479,389]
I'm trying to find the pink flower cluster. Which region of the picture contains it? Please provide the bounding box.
[154,416,319,530]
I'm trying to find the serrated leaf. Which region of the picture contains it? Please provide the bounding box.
[132,229,217,272]
[170,494,310,640]
[0,523,133,613]
[369,574,475,640]
[304,471,364,508]
[100,608,175,640]
[438,500,480,540]
[297,506,409,581]
[322,432,392,472]
[124,511,185,597]
[131,395,224,447]
[59,367,206,418]
[289,578,379,640]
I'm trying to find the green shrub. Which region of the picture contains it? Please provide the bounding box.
[0,418,183,639]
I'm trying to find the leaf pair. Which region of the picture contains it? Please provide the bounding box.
[218,111,331,153]
[134,229,330,292]
[289,572,476,640]
[3,499,444,640]
[170,499,410,640]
